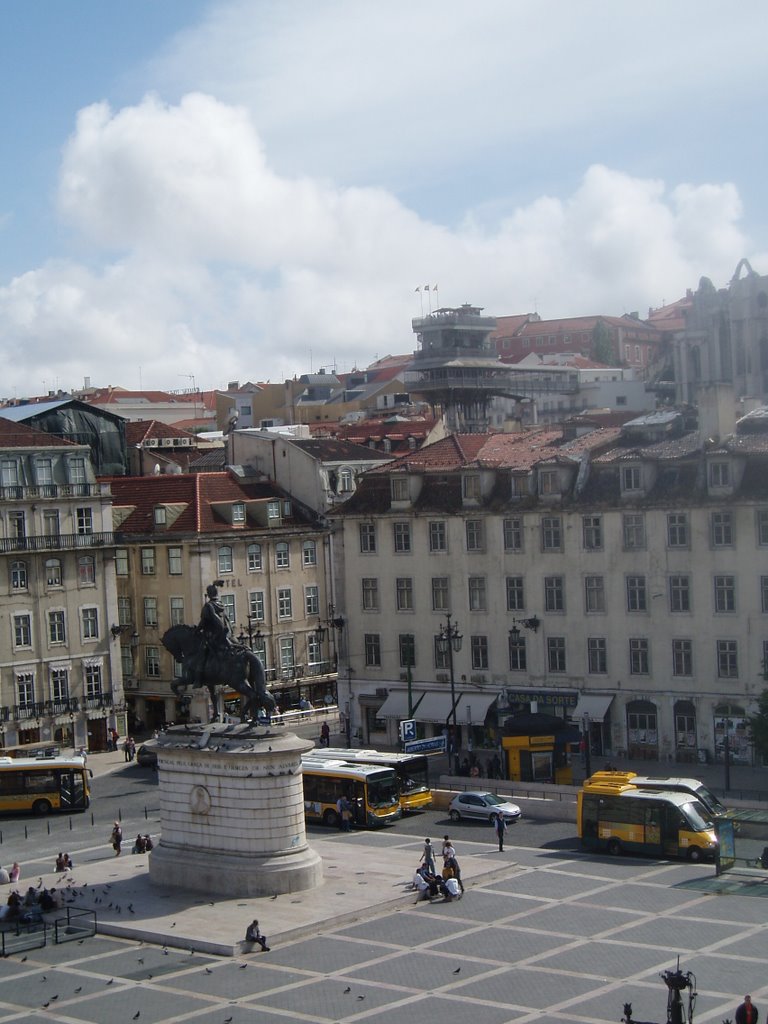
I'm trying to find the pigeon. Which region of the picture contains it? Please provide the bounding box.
[42,1002,50,1008]
[137,958,144,965]
[170,922,176,928]
[74,987,82,994]
[239,963,247,969]
[224,1018,233,1023]
[270,894,278,900]
[357,995,366,1000]
[50,995,58,1001]
[453,967,461,974]
[205,968,213,975]
[343,986,351,994]
[106,979,114,985]
[133,1013,141,1020]
[20,956,27,962]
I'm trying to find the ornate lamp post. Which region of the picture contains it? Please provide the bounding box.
[437,614,463,774]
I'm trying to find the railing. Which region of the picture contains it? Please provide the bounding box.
[0,532,114,553]
[0,483,109,501]
[7,694,114,720]
[263,662,336,684]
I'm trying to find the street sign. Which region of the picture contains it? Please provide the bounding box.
[399,719,417,743]
[404,737,446,754]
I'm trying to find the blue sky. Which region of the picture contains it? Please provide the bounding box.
[1,0,766,397]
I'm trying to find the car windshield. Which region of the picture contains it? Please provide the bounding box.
[682,799,714,832]
[482,793,504,806]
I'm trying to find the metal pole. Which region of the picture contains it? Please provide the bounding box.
[447,615,460,774]
[583,713,592,780]
[723,715,731,793]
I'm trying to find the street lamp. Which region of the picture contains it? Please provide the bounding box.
[437,614,463,773]
[508,615,541,643]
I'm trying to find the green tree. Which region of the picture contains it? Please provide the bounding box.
[748,687,768,764]
[591,321,615,365]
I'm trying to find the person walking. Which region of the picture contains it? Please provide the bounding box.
[494,814,507,852]
[736,995,759,1024]
[110,821,123,857]
[421,838,436,874]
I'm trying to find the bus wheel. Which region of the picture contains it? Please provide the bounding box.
[32,799,52,816]
[323,809,339,829]
[449,810,461,822]
[688,846,702,863]
[607,839,621,856]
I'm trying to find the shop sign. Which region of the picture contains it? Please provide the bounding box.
[502,690,578,708]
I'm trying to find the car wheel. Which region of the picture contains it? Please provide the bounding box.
[323,809,340,828]
[32,799,52,816]
[688,846,702,863]
[607,838,621,856]
[449,809,461,822]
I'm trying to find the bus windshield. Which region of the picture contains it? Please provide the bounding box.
[682,799,714,832]
[694,784,726,815]
[367,771,400,809]
[399,758,429,795]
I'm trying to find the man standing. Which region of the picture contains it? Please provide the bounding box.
[736,995,759,1024]
[494,814,507,852]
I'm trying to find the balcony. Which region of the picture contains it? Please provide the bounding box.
[0,483,110,502]
[0,531,115,553]
[12,697,81,720]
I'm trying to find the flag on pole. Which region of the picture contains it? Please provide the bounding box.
[415,287,421,293]
[424,284,430,291]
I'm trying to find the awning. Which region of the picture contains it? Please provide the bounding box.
[458,692,499,724]
[573,695,614,722]
[377,691,411,719]
[378,689,498,724]
[412,691,456,724]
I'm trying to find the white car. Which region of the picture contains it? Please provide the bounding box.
[448,791,522,824]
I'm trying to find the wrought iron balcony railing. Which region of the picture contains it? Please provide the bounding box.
[0,531,114,553]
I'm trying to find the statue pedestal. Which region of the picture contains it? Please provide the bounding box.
[148,724,322,898]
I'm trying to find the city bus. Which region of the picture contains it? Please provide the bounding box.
[301,757,402,828]
[578,777,717,861]
[587,771,729,820]
[0,755,92,815]
[309,747,432,812]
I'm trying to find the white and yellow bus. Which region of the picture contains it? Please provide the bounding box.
[309,747,432,813]
[301,757,401,828]
[0,755,91,815]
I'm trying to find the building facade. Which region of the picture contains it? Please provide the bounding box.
[333,417,768,767]
[0,418,123,752]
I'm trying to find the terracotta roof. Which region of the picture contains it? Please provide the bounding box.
[517,315,659,337]
[491,314,538,337]
[125,420,200,445]
[0,416,78,448]
[289,439,393,462]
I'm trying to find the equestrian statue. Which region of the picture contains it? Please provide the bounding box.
[162,581,276,723]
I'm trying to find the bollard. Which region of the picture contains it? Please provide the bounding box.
[144,806,148,820]
[47,821,50,835]
[91,812,94,827]
[24,825,28,840]
[69,818,72,830]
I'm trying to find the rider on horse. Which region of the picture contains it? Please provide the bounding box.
[196,581,235,681]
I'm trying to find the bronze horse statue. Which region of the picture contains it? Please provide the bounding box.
[161,624,276,722]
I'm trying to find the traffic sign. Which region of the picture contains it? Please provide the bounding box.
[399,719,417,743]
[404,737,446,754]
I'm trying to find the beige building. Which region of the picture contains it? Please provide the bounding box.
[109,470,337,730]
[0,417,123,752]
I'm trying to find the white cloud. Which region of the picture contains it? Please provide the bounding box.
[0,91,762,398]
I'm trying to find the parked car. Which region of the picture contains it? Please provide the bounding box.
[448,791,521,824]
[136,745,158,768]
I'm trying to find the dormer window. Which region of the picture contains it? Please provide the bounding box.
[339,468,353,493]
[462,474,481,501]
[267,501,280,522]
[621,465,642,492]
[539,468,559,496]
[154,506,167,525]
[232,502,246,523]
[709,461,730,488]
[391,477,409,502]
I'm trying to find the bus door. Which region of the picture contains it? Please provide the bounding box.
[643,803,664,856]
[60,769,85,809]
[660,804,686,857]
[352,782,366,825]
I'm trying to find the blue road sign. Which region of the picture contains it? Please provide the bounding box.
[404,737,446,754]
[399,719,417,743]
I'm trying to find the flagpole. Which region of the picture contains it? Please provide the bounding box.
[415,286,424,317]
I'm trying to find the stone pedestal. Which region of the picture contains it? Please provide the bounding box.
[148,723,322,898]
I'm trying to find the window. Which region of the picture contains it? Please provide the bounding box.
[277,587,292,619]
[669,575,691,612]
[247,543,262,572]
[393,522,412,553]
[758,510,768,546]
[465,520,485,552]
[221,593,235,626]
[78,555,95,585]
[305,585,319,616]
[275,542,290,568]
[434,636,449,670]
[232,502,246,524]
[364,633,381,667]
[141,548,156,575]
[81,607,99,640]
[10,560,27,590]
[471,635,489,670]
[506,576,525,612]
[121,646,134,677]
[17,673,34,709]
[115,548,129,576]
[43,510,60,538]
[145,647,161,678]
[672,639,693,677]
[48,610,66,645]
[68,457,87,484]
[154,506,166,526]
[399,634,415,668]
[431,577,449,612]
[9,510,25,539]
[168,547,183,575]
[667,513,689,548]
[626,575,647,612]
[46,558,62,587]
[429,521,447,552]
[621,465,642,491]
[539,468,559,496]
[51,667,69,701]
[502,519,523,556]
[468,576,487,611]
[629,638,649,674]
[76,507,93,535]
[218,545,233,574]
[462,474,481,500]
[249,591,265,621]
[541,515,562,552]
[117,596,132,626]
[359,522,377,553]
[13,614,31,647]
[711,511,733,547]
[584,576,605,613]
[714,575,736,613]
[762,576,768,613]
[544,576,564,612]
[339,468,353,493]
[391,477,409,502]
[170,597,185,626]
[307,633,322,665]
[143,597,158,627]
[547,637,566,672]
[302,540,317,567]
[587,637,607,674]
[267,500,281,522]
[279,636,295,673]
[717,639,738,678]
[582,515,603,551]
[82,663,102,697]
[0,458,19,486]
[362,577,379,611]
[509,634,527,671]
[622,513,646,550]
[396,577,414,611]
[709,461,730,487]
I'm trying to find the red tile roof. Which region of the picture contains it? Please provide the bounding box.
[125,420,200,445]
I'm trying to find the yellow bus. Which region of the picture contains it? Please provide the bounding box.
[309,748,432,812]
[0,755,91,815]
[578,778,717,861]
[301,757,401,828]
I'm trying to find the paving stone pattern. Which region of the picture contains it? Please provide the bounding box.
[2,848,767,1023]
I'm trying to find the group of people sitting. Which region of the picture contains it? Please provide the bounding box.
[132,833,154,854]
[412,866,462,902]
[55,852,73,872]
[1,885,60,923]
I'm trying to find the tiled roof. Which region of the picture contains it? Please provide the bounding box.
[289,439,393,462]
[125,420,200,445]
[0,416,78,448]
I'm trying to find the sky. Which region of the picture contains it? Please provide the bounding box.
[1,0,767,399]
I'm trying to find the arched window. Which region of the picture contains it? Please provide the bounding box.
[46,558,62,586]
[275,542,290,569]
[217,545,233,574]
[78,555,95,585]
[247,543,262,572]
[10,560,27,590]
